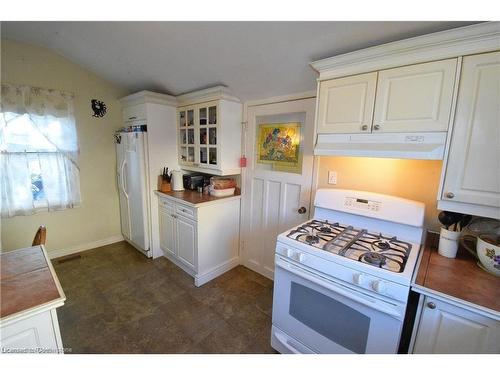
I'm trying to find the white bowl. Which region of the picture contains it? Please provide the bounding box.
[476,234,500,277]
[209,187,235,197]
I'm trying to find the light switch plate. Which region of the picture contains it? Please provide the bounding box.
[328,171,337,185]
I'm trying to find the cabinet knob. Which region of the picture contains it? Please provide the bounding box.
[128,116,137,120]
[298,207,307,214]
[361,125,368,131]
[427,302,436,309]
[445,192,455,199]
[373,124,381,131]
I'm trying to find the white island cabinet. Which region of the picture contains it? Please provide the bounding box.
[156,191,241,286]
[1,246,66,354]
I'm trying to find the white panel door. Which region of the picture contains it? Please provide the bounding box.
[159,206,176,257]
[317,72,377,134]
[241,98,316,279]
[176,215,196,270]
[116,137,131,241]
[441,51,500,209]
[373,59,457,133]
[413,297,500,354]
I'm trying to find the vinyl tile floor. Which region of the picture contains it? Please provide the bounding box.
[53,241,277,354]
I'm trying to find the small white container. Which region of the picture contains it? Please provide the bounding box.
[209,186,235,197]
[438,227,461,258]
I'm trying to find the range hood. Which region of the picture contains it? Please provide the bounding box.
[314,132,447,160]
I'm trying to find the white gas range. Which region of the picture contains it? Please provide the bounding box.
[271,189,425,354]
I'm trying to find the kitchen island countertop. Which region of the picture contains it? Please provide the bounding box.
[412,232,500,316]
[0,245,65,322]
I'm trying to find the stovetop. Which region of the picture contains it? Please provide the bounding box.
[286,219,412,273]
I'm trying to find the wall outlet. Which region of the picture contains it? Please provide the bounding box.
[328,171,337,185]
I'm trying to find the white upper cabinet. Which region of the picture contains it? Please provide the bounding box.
[439,51,500,217]
[316,59,457,135]
[176,86,242,176]
[373,59,458,133]
[317,72,377,134]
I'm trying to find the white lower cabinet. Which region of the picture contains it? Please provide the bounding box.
[159,205,176,257]
[412,295,500,354]
[176,215,196,269]
[1,309,64,354]
[157,193,241,286]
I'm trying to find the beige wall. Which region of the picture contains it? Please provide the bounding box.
[1,39,127,254]
[316,156,443,231]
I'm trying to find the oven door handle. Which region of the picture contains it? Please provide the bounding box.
[276,258,404,320]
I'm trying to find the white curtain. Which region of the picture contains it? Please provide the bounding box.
[0,83,81,217]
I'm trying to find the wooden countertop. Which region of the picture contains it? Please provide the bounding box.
[1,246,65,321]
[413,232,500,314]
[155,189,241,207]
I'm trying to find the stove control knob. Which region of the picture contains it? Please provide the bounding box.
[283,248,292,257]
[295,253,306,263]
[353,273,364,285]
[372,280,387,294]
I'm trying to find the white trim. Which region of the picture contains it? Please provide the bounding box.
[194,256,240,287]
[176,86,240,106]
[311,22,500,81]
[180,165,242,176]
[120,90,177,107]
[411,284,500,321]
[437,200,500,220]
[154,190,241,209]
[245,90,317,107]
[48,234,124,260]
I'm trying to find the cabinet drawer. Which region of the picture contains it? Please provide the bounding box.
[158,197,174,211]
[123,104,146,122]
[176,204,196,220]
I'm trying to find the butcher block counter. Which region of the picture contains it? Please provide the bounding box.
[410,232,500,354]
[412,232,500,315]
[0,245,66,353]
[155,189,241,207]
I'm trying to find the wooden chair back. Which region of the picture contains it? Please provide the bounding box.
[32,225,47,246]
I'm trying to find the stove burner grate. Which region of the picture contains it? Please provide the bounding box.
[360,252,386,267]
[305,235,320,244]
[286,219,412,273]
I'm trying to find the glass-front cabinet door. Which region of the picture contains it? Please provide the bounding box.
[179,108,196,164]
[197,103,218,168]
[178,102,219,169]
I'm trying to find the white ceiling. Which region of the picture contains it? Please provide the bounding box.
[1,21,478,101]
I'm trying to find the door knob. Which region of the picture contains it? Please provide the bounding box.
[298,207,307,214]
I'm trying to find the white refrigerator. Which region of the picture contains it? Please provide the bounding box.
[115,130,151,257]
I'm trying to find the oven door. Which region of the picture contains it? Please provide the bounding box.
[272,257,405,354]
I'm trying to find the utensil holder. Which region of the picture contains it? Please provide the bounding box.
[438,227,461,258]
[158,175,171,193]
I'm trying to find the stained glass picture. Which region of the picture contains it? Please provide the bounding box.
[257,122,301,172]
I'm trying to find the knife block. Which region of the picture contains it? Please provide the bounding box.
[158,175,171,193]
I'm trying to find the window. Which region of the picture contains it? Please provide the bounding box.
[0,84,81,217]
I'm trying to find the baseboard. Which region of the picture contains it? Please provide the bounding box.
[195,256,240,287]
[49,235,124,260]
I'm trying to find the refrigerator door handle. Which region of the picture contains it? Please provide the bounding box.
[121,159,129,198]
